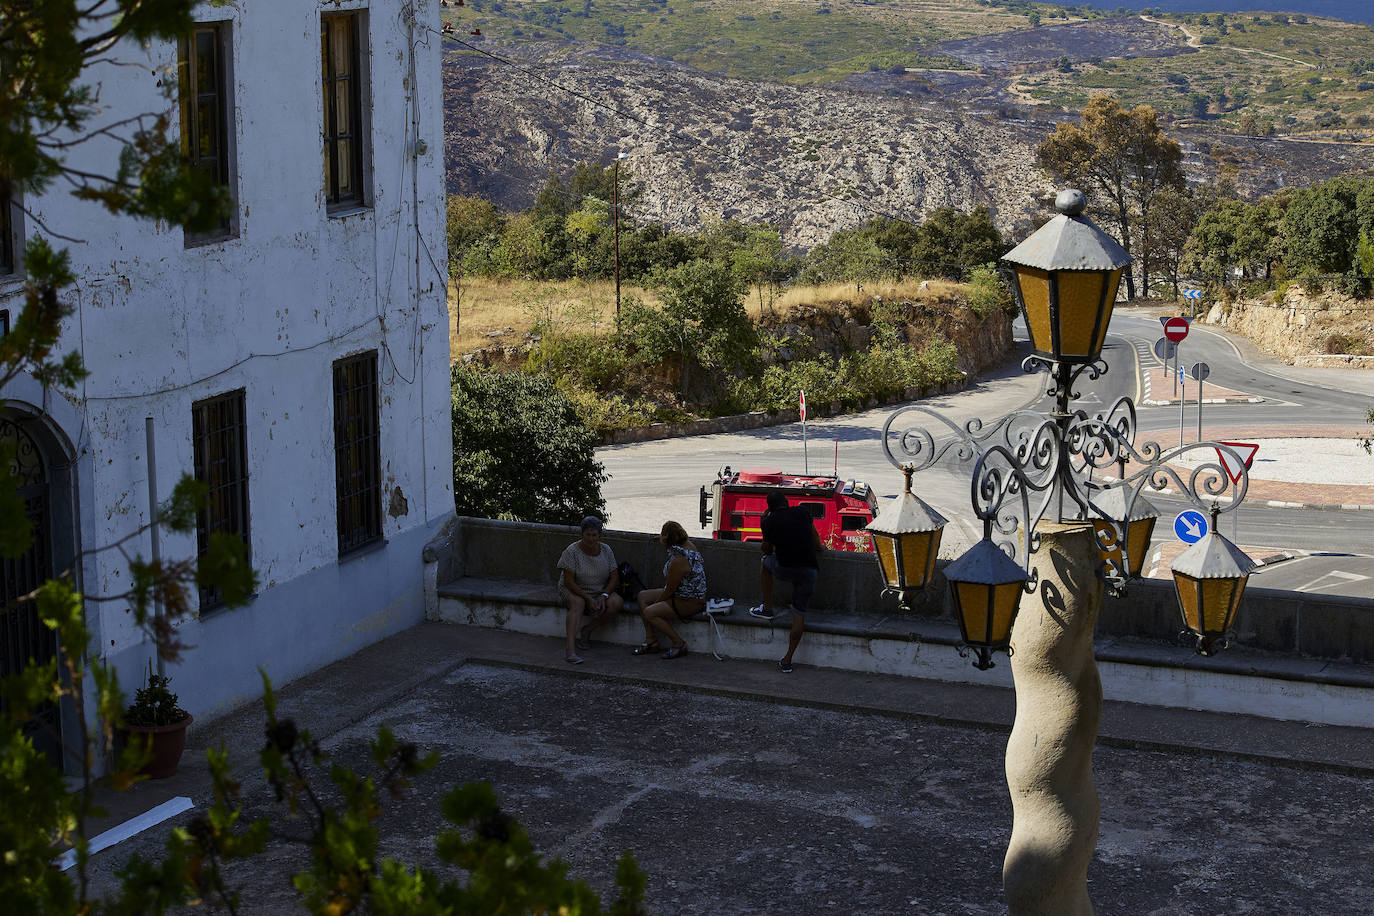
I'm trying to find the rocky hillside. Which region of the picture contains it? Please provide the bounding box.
[442,18,1370,248]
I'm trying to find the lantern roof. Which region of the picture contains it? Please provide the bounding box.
[1002,189,1132,272]
[1088,486,1160,523]
[944,538,1027,586]
[1172,528,1256,579]
[865,489,948,536]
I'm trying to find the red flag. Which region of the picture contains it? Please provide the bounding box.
[799,389,807,422]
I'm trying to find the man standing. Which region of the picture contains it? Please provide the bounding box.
[750,492,822,673]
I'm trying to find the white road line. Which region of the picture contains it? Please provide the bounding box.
[55,796,194,870]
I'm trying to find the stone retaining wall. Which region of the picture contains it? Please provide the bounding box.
[426,516,1374,665]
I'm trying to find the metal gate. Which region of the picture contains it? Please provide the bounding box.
[0,415,60,765]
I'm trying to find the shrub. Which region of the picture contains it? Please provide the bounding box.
[450,366,607,523]
[965,267,1013,318]
[526,331,635,390]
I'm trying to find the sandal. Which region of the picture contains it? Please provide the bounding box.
[566,654,584,665]
[632,642,660,656]
[662,645,689,660]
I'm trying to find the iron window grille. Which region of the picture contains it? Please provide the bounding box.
[1,182,15,275]
[333,352,382,554]
[321,13,366,210]
[178,23,234,241]
[193,390,250,611]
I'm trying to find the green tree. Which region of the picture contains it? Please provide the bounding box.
[1039,96,1184,298]
[447,194,506,274]
[623,259,755,398]
[910,206,1007,279]
[1142,185,1200,299]
[705,219,786,315]
[450,366,608,523]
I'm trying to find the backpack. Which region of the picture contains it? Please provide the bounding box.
[616,561,646,602]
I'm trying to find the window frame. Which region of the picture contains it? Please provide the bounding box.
[192,389,251,613]
[1,182,21,279]
[332,351,383,556]
[321,12,370,213]
[177,21,237,245]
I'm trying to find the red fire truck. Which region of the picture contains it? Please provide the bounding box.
[698,466,879,553]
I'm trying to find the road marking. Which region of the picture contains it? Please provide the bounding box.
[1295,569,1371,592]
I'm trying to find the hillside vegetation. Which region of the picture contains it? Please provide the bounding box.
[443,0,1374,138]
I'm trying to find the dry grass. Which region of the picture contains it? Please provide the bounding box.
[447,276,965,357]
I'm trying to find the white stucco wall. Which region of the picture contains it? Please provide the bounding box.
[0,1,454,726]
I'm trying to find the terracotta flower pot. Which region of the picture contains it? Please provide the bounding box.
[124,714,193,779]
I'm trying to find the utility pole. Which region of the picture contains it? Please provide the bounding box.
[613,151,626,330]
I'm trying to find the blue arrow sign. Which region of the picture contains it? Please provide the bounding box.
[1174,510,1208,544]
[1183,289,1202,299]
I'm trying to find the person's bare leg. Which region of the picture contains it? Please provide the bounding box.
[637,588,664,642]
[644,603,684,647]
[759,562,774,613]
[566,596,587,657]
[783,612,805,664]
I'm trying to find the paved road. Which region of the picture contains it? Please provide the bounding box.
[600,308,1374,595]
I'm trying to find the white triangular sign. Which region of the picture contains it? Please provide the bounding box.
[1215,441,1259,484]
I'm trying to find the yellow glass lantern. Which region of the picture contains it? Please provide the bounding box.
[1171,509,1255,656]
[866,467,947,610]
[1002,190,1132,367]
[943,537,1029,670]
[1090,488,1160,582]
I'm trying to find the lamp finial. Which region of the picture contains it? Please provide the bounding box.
[1055,189,1086,216]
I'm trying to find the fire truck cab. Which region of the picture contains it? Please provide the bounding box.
[699,466,879,553]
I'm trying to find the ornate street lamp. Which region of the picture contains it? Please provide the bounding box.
[873,189,1258,915]
[1172,506,1256,656]
[866,466,947,609]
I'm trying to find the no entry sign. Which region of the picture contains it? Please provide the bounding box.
[1163,317,1190,343]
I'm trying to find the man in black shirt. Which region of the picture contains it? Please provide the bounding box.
[750,492,822,673]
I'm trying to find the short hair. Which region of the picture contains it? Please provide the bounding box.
[766,493,789,511]
[660,520,688,546]
[580,515,603,532]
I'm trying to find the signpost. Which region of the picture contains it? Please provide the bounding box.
[1183,288,1202,316]
[1214,441,1258,484]
[1190,362,1210,440]
[1174,509,1209,544]
[800,389,808,472]
[1163,317,1190,342]
[1152,337,1177,397]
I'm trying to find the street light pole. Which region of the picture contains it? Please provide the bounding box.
[871,190,1257,914]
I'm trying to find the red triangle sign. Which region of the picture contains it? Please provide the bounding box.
[1215,441,1259,484]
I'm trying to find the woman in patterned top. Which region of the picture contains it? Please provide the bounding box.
[633,520,707,660]
[556,515,622,665]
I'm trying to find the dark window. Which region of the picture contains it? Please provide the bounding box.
[193,390,250,611]
[1,182,15,275]
[840,514,866,532]
[178,24,234,241]
[800,501,827,519]
[322,13,366,210]
[333,352,381,554]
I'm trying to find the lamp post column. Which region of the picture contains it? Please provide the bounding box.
[1003,521,1103,916]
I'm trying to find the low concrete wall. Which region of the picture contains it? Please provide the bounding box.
[427,517,1374,665]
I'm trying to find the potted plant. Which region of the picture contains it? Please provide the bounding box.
[123,666,193,779]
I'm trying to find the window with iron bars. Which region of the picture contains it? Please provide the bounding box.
[193,390,250,611]
[321,12,367,211]
[1,181,16,276]
[178,22,235,242]
[333,352,381,554]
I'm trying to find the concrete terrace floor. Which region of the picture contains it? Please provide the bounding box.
[81,624,1374,915]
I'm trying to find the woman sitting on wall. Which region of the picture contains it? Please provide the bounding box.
[557,515,623,665]
[634,520,707,660]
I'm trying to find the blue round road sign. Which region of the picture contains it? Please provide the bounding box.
[1174,510,1209,544]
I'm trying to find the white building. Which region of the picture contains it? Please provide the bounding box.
[0,1,453,769]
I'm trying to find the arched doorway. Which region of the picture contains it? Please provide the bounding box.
[0,411,63,766]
